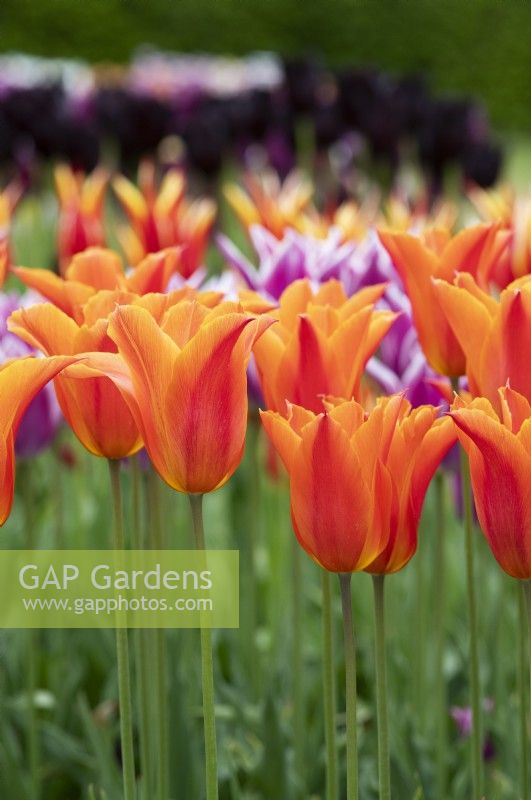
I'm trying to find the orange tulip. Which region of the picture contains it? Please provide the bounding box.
[225,170,314,239]
[113,161,215,276]
[261,394,455,573]
[0,355,77,523]
[55,164,108,274]
[7,287,221,459]
[450,387,531,579]
[470,185,531,286]
[251,279,397,412]
[296,198,371,242]
[13,246,185,322]
[434,273,531,412]
[70,301,275,493]
[8,303,142,459]
[380,193,458,233]
[378,223,510,376]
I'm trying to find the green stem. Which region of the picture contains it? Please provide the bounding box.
[131,459,153,800]
[238,416,260,694]
[339,573,358,800]
[189,493,219,800]
[414,528,426,729]
[524,581,531,723]
[108,459,136,800]
[321,570,338,800]
[372,575,390,800]
[21,462,40,800]
[518,583,529,800]
[459,446,483,799]
[147,469,169,800]
[27,629,39,800]
[53,437,65,549]
[434,471,447,799]
[292,538,305,796]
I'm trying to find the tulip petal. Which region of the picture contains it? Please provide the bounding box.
[0,355,77,524]
[8,304,80,356]
[9,304,141,458]
[160,300,210,348]
[434,278,493,393]
[338,282,387,318]
[290,413,375,572]
[498,385,531,433]
[259,409,304,472]
[0,355,78,437]
[379,230,464,375]
[65,248,124,290]
[450,408,531,578]
[126,247,181,294]
[12,267,94,319]
[105,305,179,469]
[275,315,337,411]
[164,314,259,491]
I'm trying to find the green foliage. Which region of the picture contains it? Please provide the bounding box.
[1,0,531,127]
[0,427,525,798]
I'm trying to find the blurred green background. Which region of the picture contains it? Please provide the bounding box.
[1,0,531,129]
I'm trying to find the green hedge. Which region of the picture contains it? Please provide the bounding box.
[1,0,531,129]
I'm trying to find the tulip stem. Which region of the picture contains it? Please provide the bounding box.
[108,459,137,800]
[147,470,169,800]
[131,458,153,799]
[459,446,483,800]
[339,573,358,800]
[53,436,65,549]
[189,493,219,800]
[414,528,426,729]
[434,470,448,799]
[372,575,390,800]
[21,462,40,800]
[292,538,305,796]
[525,581,531,719]
[518,582,529,800]
[321,570,338,800]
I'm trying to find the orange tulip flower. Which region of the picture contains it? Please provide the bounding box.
[261,394,455,573]
[450,387,531,579]
[251,279,397,412]
[71,301,275,493]
[378,223,510,376]
[380,193,458,233]
[224,170,314,239]
[113,161,215,276]
[7,288,221,459]
[13,246,185,322]
[434,273,531,412]
[470,185,531,286]
[55,164,108,274]
[8,303,142,459]
[0,355,77,523]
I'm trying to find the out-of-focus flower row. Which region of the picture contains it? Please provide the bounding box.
[0,51,501,194]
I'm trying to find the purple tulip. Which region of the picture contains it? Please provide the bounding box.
[0,291,62,457]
